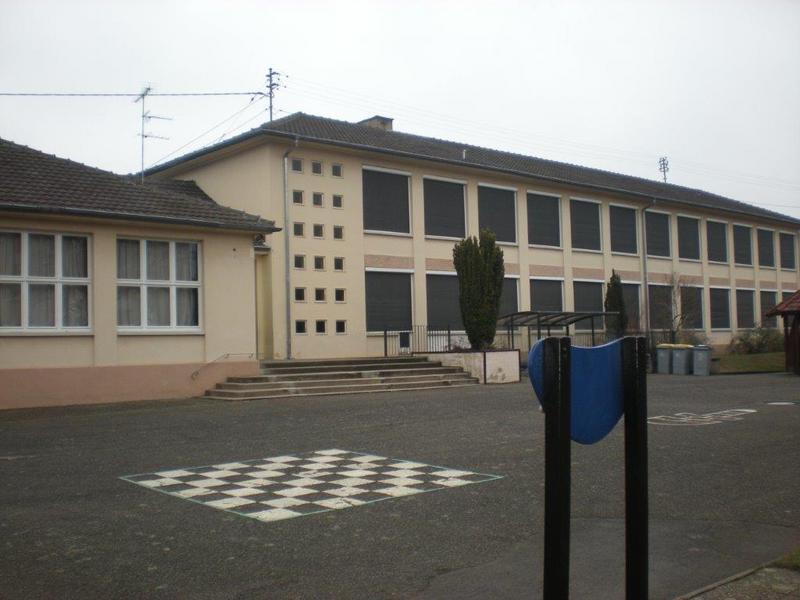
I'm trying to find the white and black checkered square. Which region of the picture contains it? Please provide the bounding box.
[121,449,501,523]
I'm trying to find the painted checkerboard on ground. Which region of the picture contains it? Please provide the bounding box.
[121,449,502,523]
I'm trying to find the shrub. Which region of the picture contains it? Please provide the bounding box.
[678,330,710,346]
[604,270,627,338]
[728,325,784,354]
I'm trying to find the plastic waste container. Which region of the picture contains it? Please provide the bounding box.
[693,345,712,376]
[672,344,694,375]
[656,344,673,374]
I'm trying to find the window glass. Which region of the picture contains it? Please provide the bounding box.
[573,281,603,330]
[175,243,198,282]
[760,291,777,327]
[0,283,22,326]
[117,239,140,279]
[0,232,21,275]
[331,164,342,177]
[117,287,141,326]
[313,193,323,206]
[293,255,305,269]
[680,286,703,329]
[62,236,88,278]
[29,234,55,277]
[291,158,302,172]
[176,288,199,327]
[28,283,55,326]
[335,288,345,302]
[333,195,343,208]
[146,241,170,281]
[292,190,303,204]
[498,278,518,316]
[147,287,170,326]
[333,226,343,240]
[648,285,672,329]
[311,161,322,174]
[294,288,305,302]
[527,193,560,247]
[316,320,326,334]
[336,320,346,333]
[570,200,600,251]
[314,256,324,270]
[295,320,307,334]
[779,233,796,270]
[62,285,88,327]
[621,283,640,331]
[709,289,730,329]
[530,279,562,311]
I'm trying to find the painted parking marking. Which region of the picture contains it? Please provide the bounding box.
[648,408,757,426]
[121,449,502,523]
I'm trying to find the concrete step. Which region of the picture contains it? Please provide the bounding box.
[260,356,427,369]
[229,366,463,383]
[213,372,476,393]
[261,361,444,375]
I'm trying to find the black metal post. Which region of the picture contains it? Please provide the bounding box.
[384,328,388,357]
[447,326,452,351]
[622,337,648,599]
[542,336,571,599]
[591,317,596,346]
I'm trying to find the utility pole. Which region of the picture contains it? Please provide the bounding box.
[135,86,171,182]
[658,156,669,183]
[266,68,282,121]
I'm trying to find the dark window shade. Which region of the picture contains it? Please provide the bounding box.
[498,278,519,317]
[573,281,603,331]
[733,225,752,265]
[424,179,465,238]
[570,200,601,250]
[362,169,410,233]
[785,291,795,302]
[677,217,700,260]
[707,221,728,263]
[736,290,754,329]
[530,279,562,312]
[365,271,412,331]
[779,233,796,270]
[709,288,730,329]
[760,291,777,327]
[426,274,463,329]
[478,186,516,243]
[621,284,640,331]
[646,212,670,257]
[648,285,672,329]
[609,206,637,253]
[527,193,560,247]
[757,229,774,267]
[680,287,703,329]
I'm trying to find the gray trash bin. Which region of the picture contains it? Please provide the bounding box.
[656,344,672,374]
[672,345,693,375]
[693,346,712,376]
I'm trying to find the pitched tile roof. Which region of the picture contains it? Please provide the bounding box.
[0,138,278,233]
[148,112,800,227]
[768,290,800,316]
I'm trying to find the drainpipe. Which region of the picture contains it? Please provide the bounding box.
[641,198,657,345]
[282,140,298,359]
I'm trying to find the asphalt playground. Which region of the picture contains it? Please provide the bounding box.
[1,372,799,599]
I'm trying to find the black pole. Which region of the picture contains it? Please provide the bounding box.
[591,317,596,346]
[542,336,571,599]
[622,336,648,599]
[384,328,388,357]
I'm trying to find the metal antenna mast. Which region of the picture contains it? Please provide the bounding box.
[658,156,669,183]
[266,68,282,121]
[135,86,171,182]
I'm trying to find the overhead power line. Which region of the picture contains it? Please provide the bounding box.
[0,91,265,97]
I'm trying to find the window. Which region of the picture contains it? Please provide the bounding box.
[621,283,640,331]
[315,319,326,334]
[315,288,326,302]
[757,229,774,267]
[736,289,754,329]
[335,320,346,334]
[499,278,519,316]
[648,285,672,330]
[334,257,344,271]
[707,221,728,263]
[294,287,306,302]
[291,158,303,173]
[293,222,304,237]
[293,254,305,269]
[570,199,601,251]
[530,279,562,311]
[678,216,700,260]
[573,281,604,330]
[331,163,343,177]
[527,193,560,247]
[295,320,307,334]
[709,288,730,329]
[760,291,777,327]
[1,231,90,330]
[365,271,412,331]
[335,288,346,302]
[478,186,516,244]
[333,194,343,209]
[424,179,465,238]
[646,212,670,257]
[333,226,344,240]
[117,238,200,329]
[785,291,795,302]
[313,193,323,207]
[426,274,463,329]
[311,161,322,175]
[733,225,752,265]
[362,169,410,233]
[313,224,324,238]
[609,205,637,254]
[680,286,703,330]
[292,190,304,205]
[314,256,325,270]
[780,233,796,270]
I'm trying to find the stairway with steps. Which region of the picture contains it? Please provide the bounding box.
[202,356,478,401]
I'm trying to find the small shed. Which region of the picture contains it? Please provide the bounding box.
[767,290,800,375]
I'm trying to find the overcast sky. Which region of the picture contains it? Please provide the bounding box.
[1,0,798,219]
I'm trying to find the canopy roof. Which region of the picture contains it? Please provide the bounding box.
[767,290,800,316]
[497,311,618,328]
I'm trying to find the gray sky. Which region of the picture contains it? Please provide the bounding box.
[1,0,798,219]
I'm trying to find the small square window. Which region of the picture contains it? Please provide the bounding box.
[293,254,305,269]
[335,288,345,302]
[314,256,325,270]
[293,222,304,237]
[331,164,343,177]
[333,226,344,240]
[335,320,346,334]
[311,161,322,175]
[294,287,306,302]
[295,320,307,334]
[291,158,303,172]
[334,257,344,271]
[315,288,326,302]
[313,192,323,207]
[315,319,327,334]
[292,190,304,205]
[332,194,343,209]
[313,224,324,238]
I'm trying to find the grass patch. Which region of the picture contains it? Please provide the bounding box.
[773,548,800,570]
[718,352,785,374]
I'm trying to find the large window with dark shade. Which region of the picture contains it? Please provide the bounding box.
[733,225,752,265]
[646,212,670,257]
[709,288,730,329]
[760,290,777,327]
[478,186,516,243]
[362,169,410,234]
[757,229,775,267]
[426,274,463,329]
[498,278,519,317]
[609,205,637,254]
[527,193,560,247]
[424,179,465,238]
[530,279,563,311]
[736,289,754,329]
[677,216,700,260]
[648,285,673,329]
[680,286,703,330]
[364,271,412,331]
[570,199,601,251]
[706,221,728,263]
[573,281,604,331]
[621,283,640,331]
[779,233,796,270]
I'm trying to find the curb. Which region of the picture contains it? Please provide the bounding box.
[673,558,777,599]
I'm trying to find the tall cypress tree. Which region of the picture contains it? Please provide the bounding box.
[604,270,627,339]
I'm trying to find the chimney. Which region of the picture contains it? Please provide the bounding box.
[358,115,393,131]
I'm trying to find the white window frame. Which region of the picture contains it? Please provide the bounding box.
[526,189,563,250]
[676,213,702,263]
[732,223,753,266]
[0,229,92,334]
[707,286,731,331]
[608,201,639,256]
[422,175,468,241]
[568,196,603,254]
[116,237,202,333]
[331,163,343,178]
[645,209,672,259]
[706,218,729,265]
[756,227,776,269]
[778,230,798,272]
[679,283,705,331]
[478,183,518,246]
[312,192,324,207]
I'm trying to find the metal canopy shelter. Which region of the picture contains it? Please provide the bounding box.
[497,310,620,348]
